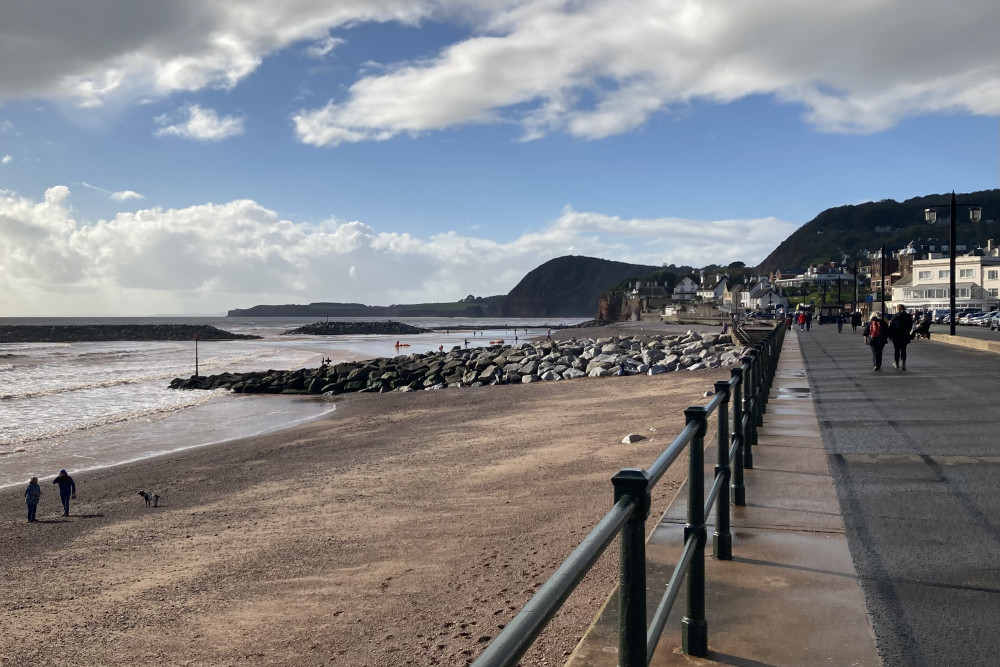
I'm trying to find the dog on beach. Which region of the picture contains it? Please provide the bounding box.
[138,490,160,507]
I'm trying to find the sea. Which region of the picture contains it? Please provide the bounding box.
[0,316,587,490]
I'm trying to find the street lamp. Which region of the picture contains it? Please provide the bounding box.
[924,191,982,335]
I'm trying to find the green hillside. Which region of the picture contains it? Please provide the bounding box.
[759,189,1000,271]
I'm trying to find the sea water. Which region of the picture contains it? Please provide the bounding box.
[0,316,584,488]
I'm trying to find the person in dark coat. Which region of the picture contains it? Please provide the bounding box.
[52,470,76,517]
[890,304,914,370]
[863,312,888,371]
[851,311,862,333]
[25,477,41,522]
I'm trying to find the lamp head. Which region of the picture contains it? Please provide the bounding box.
[925,208,937,224]
[970,206,982,223]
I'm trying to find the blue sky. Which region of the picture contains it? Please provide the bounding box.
[0,0,997,316]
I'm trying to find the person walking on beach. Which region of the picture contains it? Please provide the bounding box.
[52,470,76,516]
[863,312,888,371]
[890,304,914,370]
[25,477,41,522]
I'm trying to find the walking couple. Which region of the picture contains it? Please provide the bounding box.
[864,305,913,371]
[24,470,76,522]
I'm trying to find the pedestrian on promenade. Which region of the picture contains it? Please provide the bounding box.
[52,470,76,516]
[890,304,914,370]
[863,312,888,371]
[797,311,807,331]
[837,311,844,333]
[806,311,812,331]
[25,477,41,522]
[851,311,861,333]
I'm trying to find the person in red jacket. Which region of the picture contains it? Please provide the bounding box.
[863,313,888,371]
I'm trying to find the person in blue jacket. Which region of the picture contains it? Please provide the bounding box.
[52,470,76,516]
[25,477,41,522]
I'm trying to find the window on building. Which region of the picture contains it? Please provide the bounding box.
[958,288,970,298]
[939,270,950,279]
[959,268,975,278]
[989,270,998,280]
[918,270,932,280]
[990,288,999,297]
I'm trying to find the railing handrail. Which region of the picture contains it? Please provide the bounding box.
[472,320,787,667]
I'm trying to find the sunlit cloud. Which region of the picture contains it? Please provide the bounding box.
[0,186,794,315]
[154,105,246,141]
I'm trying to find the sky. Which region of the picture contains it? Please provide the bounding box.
[0,0,997,316]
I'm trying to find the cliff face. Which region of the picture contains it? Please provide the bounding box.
[500,255,661,318]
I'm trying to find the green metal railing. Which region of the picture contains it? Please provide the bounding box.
[473,321,787,667]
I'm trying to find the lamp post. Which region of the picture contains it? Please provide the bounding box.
[925,191,982,335]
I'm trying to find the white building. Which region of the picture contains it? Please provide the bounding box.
[892,252,1000,311]
[672,275,699,301]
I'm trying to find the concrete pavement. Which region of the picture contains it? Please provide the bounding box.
[567,329,880,666]
[796,322,1000,667]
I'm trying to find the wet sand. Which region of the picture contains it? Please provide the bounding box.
[0,321,726,666]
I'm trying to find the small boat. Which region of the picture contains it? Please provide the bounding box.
[490,339,504,345]
[394,342,410,347]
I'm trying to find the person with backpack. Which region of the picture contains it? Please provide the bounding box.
[863,312,888,371]
[889,304,914,370]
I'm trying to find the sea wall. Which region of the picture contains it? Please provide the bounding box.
[0,324,260,343]
[170,331,743,395]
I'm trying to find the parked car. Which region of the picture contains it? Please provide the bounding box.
[991,312,1000,331]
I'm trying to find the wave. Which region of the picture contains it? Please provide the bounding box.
[0,388,228,447]
[0,347,295,401]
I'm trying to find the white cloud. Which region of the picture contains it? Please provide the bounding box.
[80,181,145,201]
[1,154,11,165]
[0,1,445,107]
[0,2,993,140]
[293,0,1000,144]
[0,186,793,316]
[305,36,345,59]
[111,190,144,201]
[154,104,246,141]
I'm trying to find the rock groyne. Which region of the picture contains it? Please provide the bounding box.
[0,324,260,343]
[170,330,743,395]
[282,321,431,336]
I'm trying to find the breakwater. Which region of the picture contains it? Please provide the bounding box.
[0,324,260,343]
[170,330,742,395]
[282,321,431,336]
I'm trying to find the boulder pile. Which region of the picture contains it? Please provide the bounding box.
[282,321,430,336]
[170,331,744,395]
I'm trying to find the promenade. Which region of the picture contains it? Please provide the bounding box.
[569,322,1000,666]
[797,321,1000,666]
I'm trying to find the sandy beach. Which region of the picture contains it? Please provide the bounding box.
[0,322,728,667]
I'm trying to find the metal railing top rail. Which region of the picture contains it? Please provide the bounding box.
[473,495,637,667]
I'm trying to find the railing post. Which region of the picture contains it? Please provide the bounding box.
[612,468,650,667]
[753,345,765,425]
[729,366,745,505]
[741,354,755,469]
[713,380,732,560]
[758,341,769,416]
[682,406,708,657]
